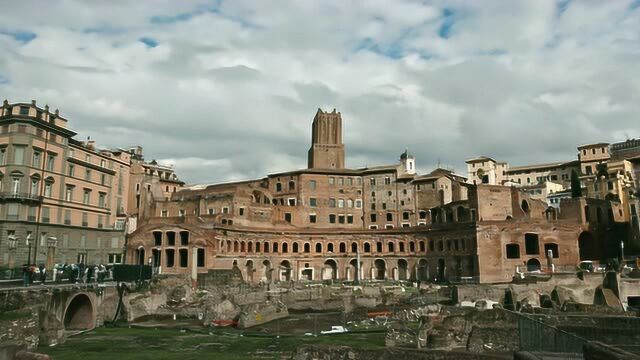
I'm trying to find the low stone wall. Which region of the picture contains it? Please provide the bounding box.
[237,301,288,328]
[291,345,512,360]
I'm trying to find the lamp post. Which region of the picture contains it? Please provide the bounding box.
[7,235,17,278]
[620,240,625,271]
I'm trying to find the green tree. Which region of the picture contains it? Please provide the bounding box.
[571,170,582,198]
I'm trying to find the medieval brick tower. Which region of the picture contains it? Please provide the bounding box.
[307,108,345,169]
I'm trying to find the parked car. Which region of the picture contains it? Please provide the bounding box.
[577,261,595,272]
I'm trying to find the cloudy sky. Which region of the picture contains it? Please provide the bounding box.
[1,0,639,184]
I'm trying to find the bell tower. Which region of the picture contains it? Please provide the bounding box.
[307,108,345,169]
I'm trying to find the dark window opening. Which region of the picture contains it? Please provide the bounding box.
[179,231,189,246]
[197,248,205,267]
[506,244,520,259]
[167,232,176,246]
[544,243,559,258]
[179,249,188,268]
[153,231,162,246]
[525,233,540,255]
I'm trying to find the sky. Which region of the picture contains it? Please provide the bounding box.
[1,0,639,184]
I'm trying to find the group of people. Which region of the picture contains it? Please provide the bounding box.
[21,262,112,286]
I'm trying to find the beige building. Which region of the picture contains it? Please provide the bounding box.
[0,100,181,268]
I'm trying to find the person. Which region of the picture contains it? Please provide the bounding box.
[22,264,30,287]
[93,265,99,283]
[39,264,46,285]
[29,264,37,284]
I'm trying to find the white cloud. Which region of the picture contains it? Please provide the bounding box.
[0,0,639,184]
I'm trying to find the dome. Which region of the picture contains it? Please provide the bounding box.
[400,148,414,160]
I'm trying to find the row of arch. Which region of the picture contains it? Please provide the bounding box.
[218,239,428,255]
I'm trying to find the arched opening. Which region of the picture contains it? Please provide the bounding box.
[64,294,95,330]
[409,241,415,252]
[436,258,446,282]
[578,231,598,260]
[399,242,405,252]
[348,259,359,281]
[521,200,530,216]
[255,242,261,253]
[304,243,310,253]
[376,241,383,252]
[136,247,145,265]
[272,242,278,253]
[279,260,291,282]
[526,258,541,272]
[374,259,386,280]
[245,260,254,282]
[282,242,288,253]
[293,242,299,253]
[263,260,272,283]
[327,243,334,253]
[241,242,246,252]
[151,248,161,268]
[315,243,322,253]
[351,242,358,253]
[417,259,428,281]
[387,242,394,252]
[323,259,337,280]
[234,241,239,253]
[339,242,346,253]
[364,242,371,253]
[398,259,408,281]
[545,207,557,221]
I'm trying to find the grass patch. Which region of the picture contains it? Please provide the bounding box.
[0,310,32,321]
[41,327,386,360]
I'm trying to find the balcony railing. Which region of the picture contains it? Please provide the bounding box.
[0,192,43,202]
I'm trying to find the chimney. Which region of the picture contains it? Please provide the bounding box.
[54,109,59,116]
[3,99,8,106]
[31,100,36,106]
[44,105,49,113]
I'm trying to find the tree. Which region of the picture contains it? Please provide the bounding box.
[571,170,582,198]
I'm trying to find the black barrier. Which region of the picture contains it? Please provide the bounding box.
[112,264,152,282]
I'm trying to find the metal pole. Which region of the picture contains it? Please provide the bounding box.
[27,243,32,265]
[356,247,361,284]
[620,241,625,268]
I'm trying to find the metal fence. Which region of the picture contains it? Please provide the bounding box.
[517,313,587,353]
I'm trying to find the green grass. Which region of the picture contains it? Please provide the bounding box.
[40,327,386,360]
[0,310,32,321]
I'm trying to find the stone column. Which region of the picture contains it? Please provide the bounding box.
[191,247,198,289]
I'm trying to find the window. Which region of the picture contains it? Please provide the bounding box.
[30,177,39,195]
[83,189,91,204]
[371,203,376,210]
[178,209,185,217]
[544,243,559,258]
[101,174,106,185]
[207,208,215,215]
[46,154,55,170]
[44,181,52,197]
[19,106,29,115]
[329,177,335,185]
[276,183,282,192]
[65,186,73,202]
[309,214,317,223]
[387,191,392,196]
[284,213,292,223]
[309,180,316,190]
[355,199,362,208]
[370,178,376,186]
[357,178,362,186]
[525,233,540,255]
[419,210,427,219]
[338,177,344,186]
[179,249,188,268]
[329,214,336,223]
[108,254,123,264]
[329,198,336,208]
[347,199,353,208]
[222,207,229,214]
[81,212,88,227]
[309,197,317,207]
[287,198,296,206]
[7,204,19,220]
[13,146,25,165]
[68,164,75,176]
[161,210,168,217]
[384,177,391,185]
[197,248,205,267]
[506,244,520,259]
[32,151,41,167]
[347,178,353,186]
[338,199,344,208]
[85,169,91,181]
[0,147,5,164]
[382,202,387,210]
[370,214,377,222]
[403,212,410,220]
[28,206,36,221]
[338,214,345,224]
[180,231,189,246]
[347,214,353,224]
[386,213,393,222]
[288,180,295,191]
[98,192,106,207]
[167,232,176,246]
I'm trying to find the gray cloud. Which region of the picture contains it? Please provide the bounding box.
[0,0,639,184]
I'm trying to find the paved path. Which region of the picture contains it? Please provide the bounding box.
[0,280,117,292]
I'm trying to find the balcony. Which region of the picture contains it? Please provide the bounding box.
[0,192,43,203]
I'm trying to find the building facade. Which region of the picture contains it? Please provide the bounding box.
[126,108,625,284]
[0,100,183,268]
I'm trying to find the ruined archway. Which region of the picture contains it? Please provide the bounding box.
[323,259,338,280]
[417,259,429,281]
[348,259,359,281]
[63,294,95,330]
[374,259,386,280]
[262,260,272,283]
[526,258,541,272]
[398,259,408,281]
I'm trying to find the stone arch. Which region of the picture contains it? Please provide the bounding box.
[63,293,95,330]
[348,258,360,281]
[315,243,322,253]
[279,260,292,282]
[303,242,310,253]
[521,200,530,216]
[526,258,541,272]
[398,259,408,281]
[323,259,338,280]
[136,247,145,265]
[364,242,371,253]
[255,242,261,253]
[339,242,346,253]
[240,241,246,252]
[234,241,239,253]
[292,242,299,253]
[409,241,415,252]
[272,242,279,253]
[351,242,358,253]
[262,260,272,283]
[327,242,334,253]
[387,242,395,252]
[374,259,386,280]
[282,242,289,253]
